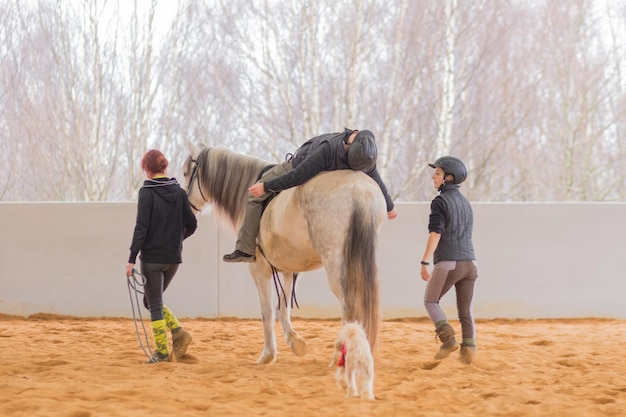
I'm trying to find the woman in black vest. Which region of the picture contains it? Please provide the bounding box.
[420,156,478,365]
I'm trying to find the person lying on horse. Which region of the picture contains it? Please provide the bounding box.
[223,128,399,263]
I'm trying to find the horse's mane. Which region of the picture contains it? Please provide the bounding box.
[198,147,269,228]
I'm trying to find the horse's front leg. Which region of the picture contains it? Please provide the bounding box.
[276,272,307,357]
[250,266,278,364]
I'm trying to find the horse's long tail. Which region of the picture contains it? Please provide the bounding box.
[343,199,381,351]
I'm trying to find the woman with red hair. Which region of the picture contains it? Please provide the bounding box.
[126,149,198,363]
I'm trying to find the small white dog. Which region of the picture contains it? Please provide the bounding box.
[330,322,375,400]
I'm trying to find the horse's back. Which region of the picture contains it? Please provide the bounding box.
[258,170,386,271]
[297,171,387,219]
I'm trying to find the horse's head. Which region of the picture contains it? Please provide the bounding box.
[183,142,210,214]
[182,143,269,228]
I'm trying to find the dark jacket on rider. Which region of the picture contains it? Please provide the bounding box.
[264,129,395,212]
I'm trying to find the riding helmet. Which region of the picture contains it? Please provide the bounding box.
[428,156,468,184]
[347,130,377,172]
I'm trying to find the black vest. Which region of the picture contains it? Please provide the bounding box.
[434,185,476,264]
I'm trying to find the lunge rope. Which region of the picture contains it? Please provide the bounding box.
[126,269,154,361]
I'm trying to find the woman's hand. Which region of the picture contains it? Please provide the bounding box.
[420,264,431,281]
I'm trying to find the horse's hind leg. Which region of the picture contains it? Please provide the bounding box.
[323,260,347,322]
[250,266,278,364]
[276,272,307,357]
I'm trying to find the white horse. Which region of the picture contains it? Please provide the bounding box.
[183,144,386,364]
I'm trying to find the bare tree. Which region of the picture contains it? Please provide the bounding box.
[523,0,624,201]
[3,1,128,200]
[1,0,624,202]
[435,0,457,158]
[151,1,252,170]
[0,1,19,200]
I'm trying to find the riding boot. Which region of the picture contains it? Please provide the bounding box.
[434,323,459,360]
[223,249,256,262]
[146,319,170,364]
[460,343,477,365]
[163,305,192,359]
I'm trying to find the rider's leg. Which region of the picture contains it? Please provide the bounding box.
[224,161,293,262]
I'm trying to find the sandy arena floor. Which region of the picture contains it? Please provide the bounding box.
[1,315,625,417]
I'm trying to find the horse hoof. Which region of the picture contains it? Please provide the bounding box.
[256,353,277,365]
[290,337,307,357]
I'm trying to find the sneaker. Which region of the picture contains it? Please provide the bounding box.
[172,328,192,359]
[144,351,170,364]
[223,249,256,263]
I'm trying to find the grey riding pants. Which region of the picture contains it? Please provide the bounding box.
[424,260,478,342]
[235,160,293,254]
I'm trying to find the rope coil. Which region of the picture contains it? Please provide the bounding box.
[126,269,154,361]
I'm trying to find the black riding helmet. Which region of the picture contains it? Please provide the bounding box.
[429,156,468,184]
[347,130,377,172]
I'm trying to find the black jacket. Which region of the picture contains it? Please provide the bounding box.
[264,130,395,212]
[128,177,197,264]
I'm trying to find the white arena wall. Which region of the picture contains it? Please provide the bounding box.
[1,202,624,320]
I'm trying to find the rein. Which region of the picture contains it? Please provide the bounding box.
[258,245,299,310]
[186,148,210,212]
[126,269,154,361]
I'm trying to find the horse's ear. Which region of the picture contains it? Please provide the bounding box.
[187,141,202,157]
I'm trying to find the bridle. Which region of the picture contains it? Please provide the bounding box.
[185,149,210,212]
